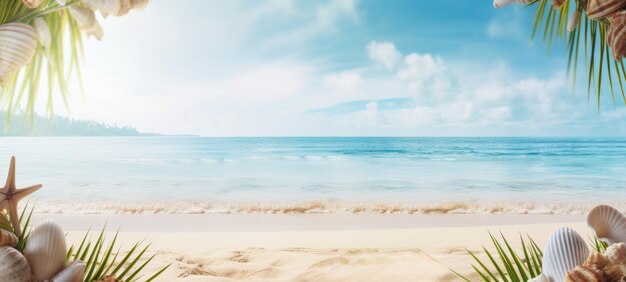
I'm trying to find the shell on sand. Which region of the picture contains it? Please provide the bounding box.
[0,23,37,84]
[587,205,626,244]
[586,0,626,20]
[0,246,32,282]
[538,227,590,282]
[23,220,68,281]
[51,260,86,282]
[0,229,18,247]
[492,0,533,8]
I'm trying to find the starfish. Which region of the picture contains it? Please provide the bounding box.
[0,156,42,236]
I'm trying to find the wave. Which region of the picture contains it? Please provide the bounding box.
[30,200,622,215]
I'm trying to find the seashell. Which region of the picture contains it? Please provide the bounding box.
[587,205,626,245]
[493,0,533,8]
[68,5,103,40]
[583,252,610,270]
[567,10,581,32]
[32,17,51,48]
[96,274,123,282]
[0,246,32,282]
[564,265,603,282]
[586,0,626,20]
[0,23,37,85]
[130,0,148,10]
[536,227,590,282]
[82,0,123,18]
[23,220,68,281]
[21,0,43,9]
[603,264,623,282]
[552,0,566,8]
[605,243,626,265]
[0,229,18,247]
[51,260,86,282]
[608,11,626,60]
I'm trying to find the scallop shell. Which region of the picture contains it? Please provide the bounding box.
[0,246,32,282]
[538,227,590,282]
[605,243,626,265]
[23,220,68,281]
[492,0,533,8]
[567,10,581,32]
[0,229,18,247]
[587,205,626,245]
[32,17,51,48]
[0,23,37,84]
[565,265,603,282]
[51,260,86,282]
[22,0,44,9]
[586,0,626,20]
[583,252,610,270]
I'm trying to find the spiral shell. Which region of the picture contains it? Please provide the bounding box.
[539,227,590,282]
[51,260,86,282]
[586,0,626,20]
[588,205,626,245]
[492,0,533,8]
[0,23,37,85]
[565,265,604,282]
[23,220,68,281]
[584,252,610,270]
[0,229,18,247]
[0,246,32,282]
[21,0,43,9]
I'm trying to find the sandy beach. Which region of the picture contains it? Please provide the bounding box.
[28,213,591,281]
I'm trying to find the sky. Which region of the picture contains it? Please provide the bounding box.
[47,0,626,136]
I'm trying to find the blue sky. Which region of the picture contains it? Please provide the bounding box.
[54,0,626,136]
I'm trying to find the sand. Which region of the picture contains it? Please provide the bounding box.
[31,213,592,281]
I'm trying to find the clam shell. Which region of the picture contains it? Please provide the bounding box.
[23,220,68,281]
[32,17,51,48]
[51,260,86,282]
[0,23,37,84]
[0,246,32,282]
[564,265,603,282]
[605,243,626,265]
[540,227,590,282]
[586,0,626,20]
[587,205,626,245]
[0,229,18,247]
[492,0,533,8]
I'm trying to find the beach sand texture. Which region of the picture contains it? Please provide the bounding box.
[35,213,592,281]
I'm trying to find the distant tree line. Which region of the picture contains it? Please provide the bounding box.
[0,112,147,136]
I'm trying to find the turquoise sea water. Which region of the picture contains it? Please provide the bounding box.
[1,137,625,214]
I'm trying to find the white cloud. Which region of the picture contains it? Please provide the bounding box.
[367,41,401,70]
[324,71,362,96]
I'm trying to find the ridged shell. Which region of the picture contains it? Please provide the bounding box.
[583,252,609,270]
[51,260,86,282]
[540,227,590,282]
[605,243,626,265]
[24,220,67,281]
[32,17,51,48]
[587,205,626,245]
[0,246,32,282]
[609,11,626,60]
[0,229,18,247]
[22,0,44,9]
[0,23,37,84]
[565,265,603,282]
[586,0,626,20]
[492,0,533,8]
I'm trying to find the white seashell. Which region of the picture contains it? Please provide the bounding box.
[68,6,97,30]
[23,220,68,281]
[0,246,32,282]
[537,227,590,282]
[493,0,533,8]
[587,205,626,245]
[567,10,581,32]
[0,229,18,247]
[0,23,37,85]
[51,260,86,282]
[32,17,51,48]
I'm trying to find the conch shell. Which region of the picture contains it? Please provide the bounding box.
[587,205,626,244]
[21,0,43,9]
[23,220,68,281]
[51,260,86,282]
[583,252,610,270]
[0,23,37,85]
[533,227,590,282]
[586,0,626,20]
[68,5,103,40]
[492,0,533,8]
[32,17,51,48]
[0,246,32,282]
[565,265,604,282]
[0,229,18,247]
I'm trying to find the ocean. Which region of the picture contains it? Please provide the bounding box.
[1,137,625,214]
